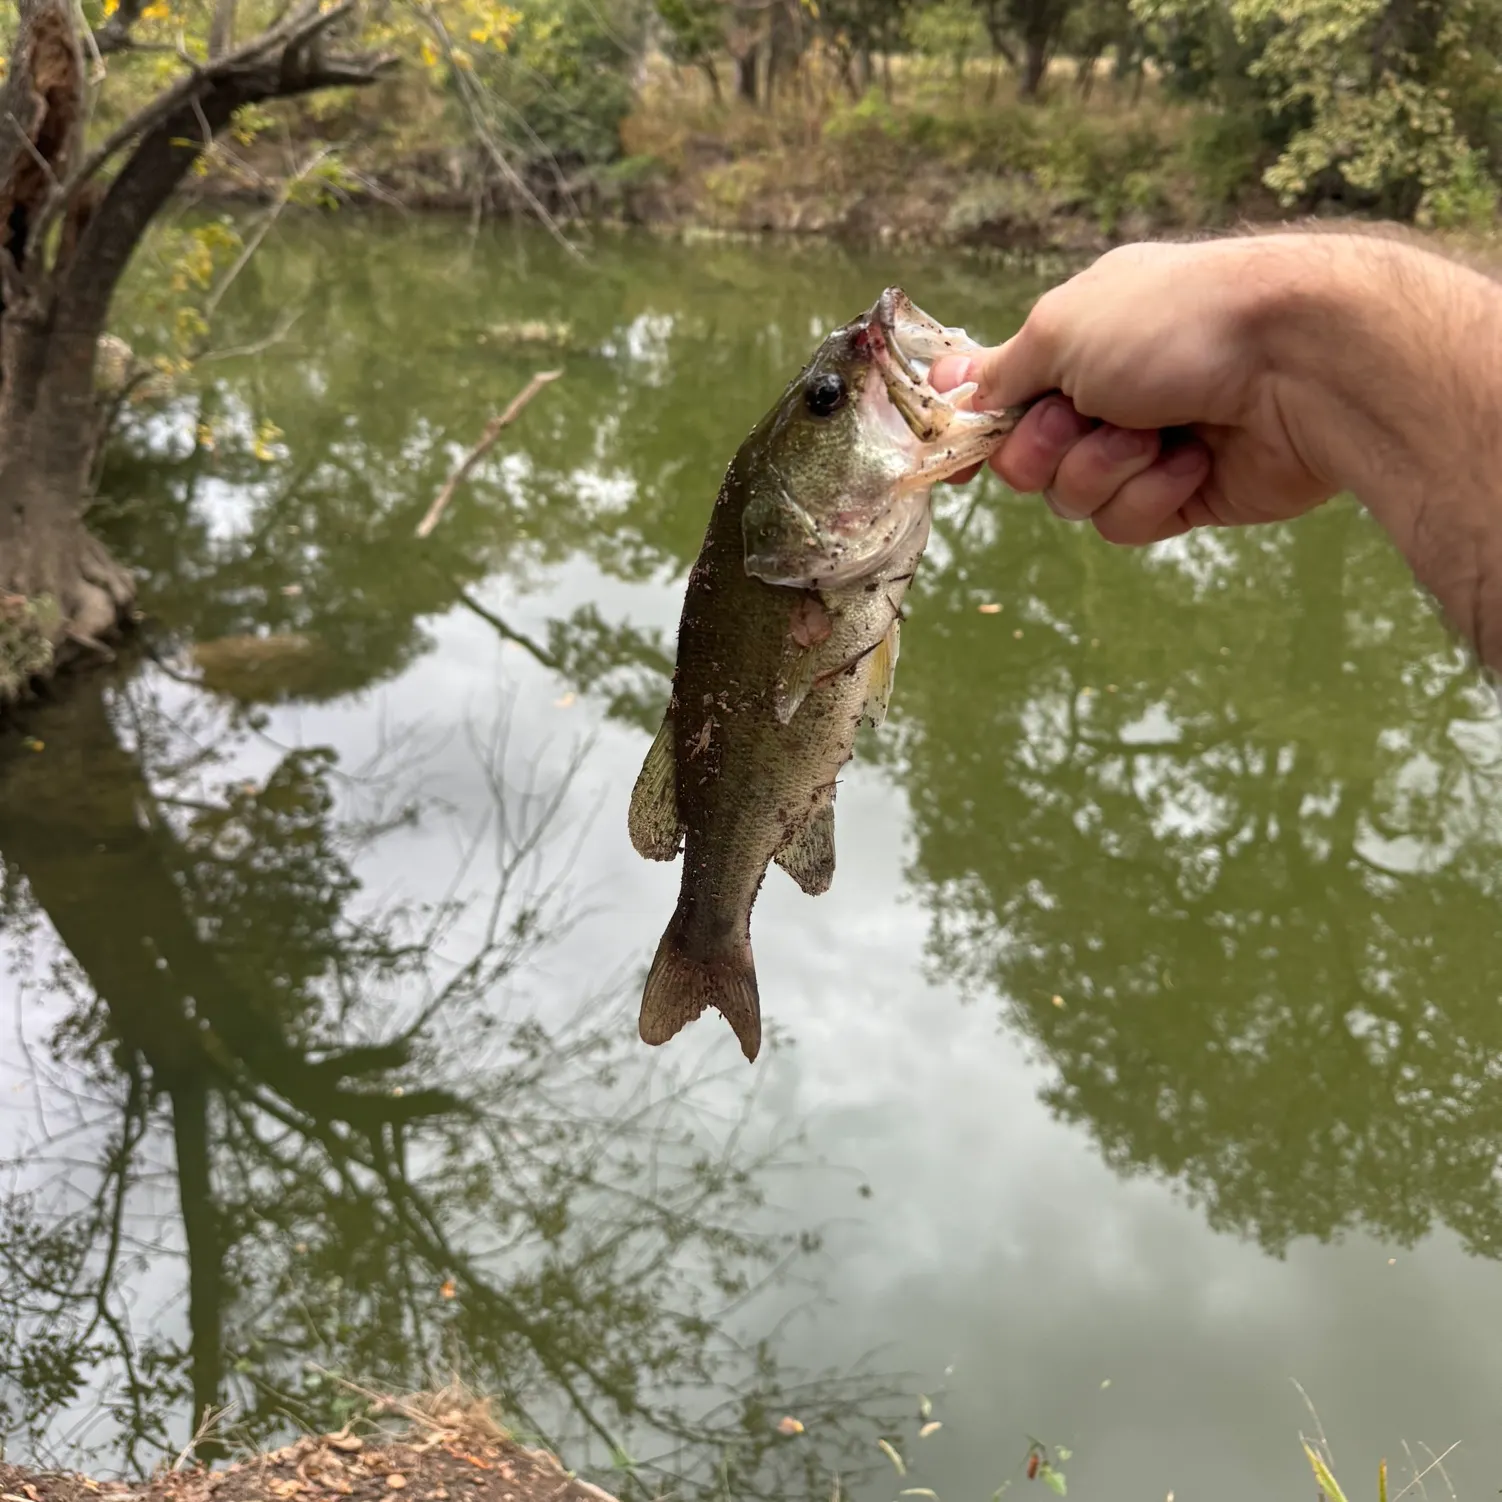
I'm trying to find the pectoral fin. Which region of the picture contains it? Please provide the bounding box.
[774,638,821,725]
[775,802,837,895]
[774,592,837,725]
[860,616,901,728]
[628,712,684,861]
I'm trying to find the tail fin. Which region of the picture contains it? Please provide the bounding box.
[638,910,761,1063]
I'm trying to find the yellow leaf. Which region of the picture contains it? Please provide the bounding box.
[420,36,438,65]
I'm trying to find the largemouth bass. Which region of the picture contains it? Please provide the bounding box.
[628,287,1025,1061]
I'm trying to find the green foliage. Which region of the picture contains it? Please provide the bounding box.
[1034,113,1170,230]
[821,85,908,144]
[1178,106,1266,208]
[1137,0,1502,221]
[905,0,989,73]
[654,0,727,71]
[0,597,57,704]
[472,0,649,168]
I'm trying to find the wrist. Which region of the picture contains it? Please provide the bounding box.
[1239,232,1490,491]
[1241,230,1502,666]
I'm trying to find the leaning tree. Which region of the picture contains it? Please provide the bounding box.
[0,0,411,687]
[0,0,400,681]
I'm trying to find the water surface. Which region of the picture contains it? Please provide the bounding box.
[2,215,1500,1500]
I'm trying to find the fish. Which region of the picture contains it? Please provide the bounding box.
[627,287,1027,1061]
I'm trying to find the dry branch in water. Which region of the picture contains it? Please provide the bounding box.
[415,369,562,539]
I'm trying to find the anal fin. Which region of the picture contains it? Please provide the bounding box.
[775,802,837,895]
[628,712,684,861]
[860,616,901,728]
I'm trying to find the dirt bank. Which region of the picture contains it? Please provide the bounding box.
[0,1396,621,1502]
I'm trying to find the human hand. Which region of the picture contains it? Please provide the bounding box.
[930,238,1355,545]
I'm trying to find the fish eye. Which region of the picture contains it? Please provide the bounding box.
[805,372,847,418]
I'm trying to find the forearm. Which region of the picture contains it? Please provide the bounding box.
[1251,232,1502,666]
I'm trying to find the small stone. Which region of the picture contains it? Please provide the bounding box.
[387,1477,407,1490]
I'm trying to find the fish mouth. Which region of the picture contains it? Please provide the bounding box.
[743,290,1027,594]
[864,287,983,443]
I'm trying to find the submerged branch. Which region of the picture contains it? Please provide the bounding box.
[415,369,562,539]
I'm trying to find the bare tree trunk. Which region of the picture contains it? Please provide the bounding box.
[734,46,758,101]
[1020,34,1049,96]
[1076,51,1101,97]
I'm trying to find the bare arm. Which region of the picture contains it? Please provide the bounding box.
[936,230,1502,672]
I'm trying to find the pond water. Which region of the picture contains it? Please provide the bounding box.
[3,213,1502,1501]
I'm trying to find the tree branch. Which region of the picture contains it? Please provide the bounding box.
[415,369,563,538]
[50,0,396,353]
[40,0,386,248]
[93,0,150,55]
[207,0,238,59]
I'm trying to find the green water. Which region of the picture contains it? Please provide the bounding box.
[3,214,1502,1499]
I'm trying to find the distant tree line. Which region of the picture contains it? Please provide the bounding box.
[644,0,1502,222]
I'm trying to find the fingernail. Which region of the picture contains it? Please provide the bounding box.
[1038,398,1087,448]
[1045,490,1089,523]
[930,354,976,393]
[1163,442,1209,476]
[1103,426,1154,463]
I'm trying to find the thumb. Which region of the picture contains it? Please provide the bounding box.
[930,330,1058,414]
[967,327,1060,412]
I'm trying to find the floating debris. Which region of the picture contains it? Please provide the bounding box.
[482,319,575,348]
[920,1421,943,1438]
[878,1440,906,1476]
[776,1417,804,1436]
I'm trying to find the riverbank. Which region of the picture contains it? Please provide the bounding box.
[178,57,1295,257]
[0,1393,622,1502]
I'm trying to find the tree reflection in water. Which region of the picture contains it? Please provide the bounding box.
[890,495,1502,1261]
[0,664,900,1499]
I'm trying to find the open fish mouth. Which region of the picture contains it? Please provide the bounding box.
[864,286,1004,443]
